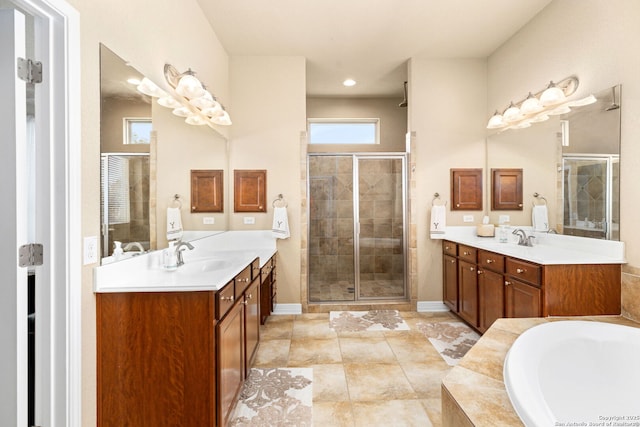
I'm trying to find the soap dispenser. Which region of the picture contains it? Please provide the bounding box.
[163,241,178,270]
[113,241,123,260]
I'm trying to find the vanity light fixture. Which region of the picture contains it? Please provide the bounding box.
[487,76,595,131]
[134,64,232,127]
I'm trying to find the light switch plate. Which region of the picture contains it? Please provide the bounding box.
[243,217,255,225]
[463,215,474,223]
[203,217,215,225]
[84,236,98,265]
[499,215,510,224]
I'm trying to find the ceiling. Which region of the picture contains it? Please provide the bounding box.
[196,0,553,98]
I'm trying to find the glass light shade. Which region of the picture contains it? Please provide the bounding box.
[547,104,571,116]
[202,102,223,117]
[520,93,543,114]
[503,102,522,122]
[158,96,182,109]
[530,114,549,123]
[172,106,192,117]
[486,111,505,129]
[568,94,597,107]
[136,77,164,97]
[540,81,566,106]
[185,115,207,126]
[190,90,215,109]
[175,72,205,99]
[511,120,531,129]
[211,110,232,126]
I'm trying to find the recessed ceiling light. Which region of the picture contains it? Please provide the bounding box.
[343,79,356,87]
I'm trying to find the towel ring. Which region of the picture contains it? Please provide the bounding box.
[432,192,447,207]
[172,194,182,209]
[272,193,288,208]
[532,192,547,206]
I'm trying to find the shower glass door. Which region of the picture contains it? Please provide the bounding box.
[308,154,406,302]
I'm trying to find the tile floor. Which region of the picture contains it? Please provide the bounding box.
[253,310,459,427]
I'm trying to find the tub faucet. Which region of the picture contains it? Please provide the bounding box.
[512,228,535,247]
[175,241,195,266]
[123,241,144,253]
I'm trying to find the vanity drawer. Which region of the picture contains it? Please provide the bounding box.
[478,250,504,272]
[235,264,253,295]
[260,256,274,283]
[458,245,477,263]
[443,241,457,257]
[251,258,261,281]
[506,258,541,286]
[216,280,236,320]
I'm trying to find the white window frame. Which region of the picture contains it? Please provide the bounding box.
[307,118,380,145]
[123,117,152,145]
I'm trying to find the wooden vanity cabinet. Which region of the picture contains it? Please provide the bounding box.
[260,255,277,325]
[477,250,506,333]
[244,273,261,376]
[442,240,621,334]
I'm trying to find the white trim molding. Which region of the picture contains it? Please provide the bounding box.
[417,301,450,313]
[272,303,303,315]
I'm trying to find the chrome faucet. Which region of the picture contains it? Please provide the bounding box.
[512,228,535,247]
[175,241,195,266]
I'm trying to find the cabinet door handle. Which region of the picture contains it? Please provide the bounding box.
[445,246,450,250]
[221,295,234,302]
[463,251,470,256]
[237,278,250,283]
[450,259,455,264]
[469,267,474,271]
[477,269,483,275]
[247,293,253,300]
[505,281,511,286]
[486,259,494,264]
[516,268,526,274]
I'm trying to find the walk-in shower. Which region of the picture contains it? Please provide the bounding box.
[307,153,407,302]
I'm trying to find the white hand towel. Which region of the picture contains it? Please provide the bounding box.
[430,205,446,239]
[272,206,290,239]
[166,207,184,241]
[532,205,549,231]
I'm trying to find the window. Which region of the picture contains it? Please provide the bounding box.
[123,117,152,145]
[308,118,379,144]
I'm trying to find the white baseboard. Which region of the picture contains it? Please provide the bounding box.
[417,301,450,313]
[272,303,302,315]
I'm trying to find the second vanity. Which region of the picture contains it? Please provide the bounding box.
[440,227,625,334]
[94,230,278,427]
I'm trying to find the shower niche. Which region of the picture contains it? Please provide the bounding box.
[307,154,407,302]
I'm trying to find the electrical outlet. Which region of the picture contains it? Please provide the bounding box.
[463,215,474,223]
[84,236,98,265]
[203,217,215,225]
[243,217,255,225]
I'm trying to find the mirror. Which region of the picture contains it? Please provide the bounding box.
[100,44,229,264]
[486,85,621,240]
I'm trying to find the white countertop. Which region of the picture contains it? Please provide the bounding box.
[435,226,625,265]
[94,230,278,293]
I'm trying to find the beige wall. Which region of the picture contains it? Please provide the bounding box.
[68,0,230,424]
[487,0,640,320]
[408,58,488,302]
[306,97,407,152]
[228,56,307,304]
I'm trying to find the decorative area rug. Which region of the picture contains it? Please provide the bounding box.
[229,368,313,426]
[329,310,410,332]
[416,321,480,366]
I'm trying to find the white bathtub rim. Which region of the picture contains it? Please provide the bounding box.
[504,320,640,427]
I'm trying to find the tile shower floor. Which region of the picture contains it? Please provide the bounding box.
[253,311,458,426]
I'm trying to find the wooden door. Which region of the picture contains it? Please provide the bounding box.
[451,168,483,210]
[478,269,505,333]
[217,300,245,427]
[443,254,458,312]
[491,168,523,210]
[458,260,479,327]
[234,169,266,212]
[505,279,541,318]
[191,169,223,212]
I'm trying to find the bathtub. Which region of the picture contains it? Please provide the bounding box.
[504,321,640,427]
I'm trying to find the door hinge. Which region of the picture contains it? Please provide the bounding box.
[19,243,44,267]
[17,57,43,84]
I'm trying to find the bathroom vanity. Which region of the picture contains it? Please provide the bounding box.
[94,231,277,427]
[441,227,625,333]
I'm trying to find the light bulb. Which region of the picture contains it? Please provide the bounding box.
[175,71,205,99]
[540,81,566,106]
[487,111,505,129]
[520,93,543,114]
[503,102,522,122]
